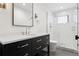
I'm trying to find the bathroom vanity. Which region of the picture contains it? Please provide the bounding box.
[0,33,49,56]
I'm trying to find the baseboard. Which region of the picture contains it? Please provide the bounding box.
[56,46,78,54]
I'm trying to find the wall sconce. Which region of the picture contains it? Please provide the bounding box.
[0,3,6,9]
[35,13,38,19]
[35,13,39,24]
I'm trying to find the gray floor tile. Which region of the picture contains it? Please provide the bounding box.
[50,48,78,56]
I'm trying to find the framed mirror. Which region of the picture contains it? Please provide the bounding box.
[12,3,33,27]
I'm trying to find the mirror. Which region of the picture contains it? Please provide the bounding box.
[12,3,33,27]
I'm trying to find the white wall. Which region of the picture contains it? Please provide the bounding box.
[0,3,48,36]
[0,4,26,36]
[29,3,48,34]
[47,11,54,41]
[50,8,78,50]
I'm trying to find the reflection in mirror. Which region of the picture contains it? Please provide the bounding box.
[12,3,33,27]
[0,3,6,9]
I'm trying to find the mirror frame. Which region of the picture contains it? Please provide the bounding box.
[12,3,34,27]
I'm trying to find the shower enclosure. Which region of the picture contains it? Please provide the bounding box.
[47,3,79,56]
[77,3,79,56]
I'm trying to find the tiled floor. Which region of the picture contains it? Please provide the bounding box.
[50,48,78,56]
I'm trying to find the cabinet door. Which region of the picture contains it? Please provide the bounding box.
[3,39,31,56]
[31,35,49,56]
[2,35,49,56]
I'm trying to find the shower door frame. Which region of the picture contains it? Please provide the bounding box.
[77,3,79,56]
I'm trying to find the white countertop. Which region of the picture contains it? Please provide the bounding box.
[0,33,49,45]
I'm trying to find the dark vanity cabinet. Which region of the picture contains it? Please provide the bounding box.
[1,34,49,56]
[0,43,2,56]
[2,39,32,56]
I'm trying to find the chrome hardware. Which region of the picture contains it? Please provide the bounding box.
[24,53,29,56]
[18,44,29,48]
[36,46,41,49]
[36,39,42,42]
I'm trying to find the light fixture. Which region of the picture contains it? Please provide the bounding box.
[22,3,26,6]
[0,3,6,9]
[35,13,38,19]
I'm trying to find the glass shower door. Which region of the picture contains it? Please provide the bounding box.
[77,3,79,55]
[48,3,78,56]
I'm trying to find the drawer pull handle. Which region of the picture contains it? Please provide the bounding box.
[18,44,29,48]
[24,53,29,56]
[36,46,41,49]
[36,39,42,42]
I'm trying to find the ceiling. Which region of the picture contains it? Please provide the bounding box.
[38,3,77,12]
[14,3,77,13]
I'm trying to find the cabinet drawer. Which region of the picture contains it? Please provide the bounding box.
[40,35,49,43]
[15,47,31,56]
[3,39,31,55]
[31,35,49,45]
[32,42,47,50]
